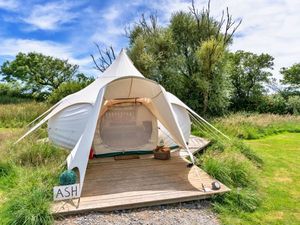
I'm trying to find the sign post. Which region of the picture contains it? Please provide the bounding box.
[53,183,80,201]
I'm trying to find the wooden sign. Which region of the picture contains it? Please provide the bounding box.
[53,184,80,201]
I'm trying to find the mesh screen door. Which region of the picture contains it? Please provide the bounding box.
[100,102,155,150]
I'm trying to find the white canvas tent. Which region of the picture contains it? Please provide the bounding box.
[17,49,228,196]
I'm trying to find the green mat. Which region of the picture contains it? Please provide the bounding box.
[94,145,179,158]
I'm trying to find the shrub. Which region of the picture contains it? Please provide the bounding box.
[47,80,91,104]
[287,95,300,115]
[59,170,77,185]
[258,94,289,114]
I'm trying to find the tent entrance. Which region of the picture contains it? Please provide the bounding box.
[93,99,158,156]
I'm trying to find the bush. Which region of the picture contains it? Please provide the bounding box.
[0,82,33,104]
[288,95,300,115]
[258,94,290,114]
[47,80,91,104]
[59,170,77,185]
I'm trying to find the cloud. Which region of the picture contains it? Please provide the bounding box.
[150,0,300,80]
[202,0,300,80]
[149,0,191,23]
[1,0,299,80]
[0,0,19,11]
[0,38,97,76]
[88,5,128,50]
[21,1,80,30]
[102,6,121,22]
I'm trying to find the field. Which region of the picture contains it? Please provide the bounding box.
[0,101,299,225]
[218,133,300,225]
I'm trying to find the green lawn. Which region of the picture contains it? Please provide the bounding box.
[220,133,300,224]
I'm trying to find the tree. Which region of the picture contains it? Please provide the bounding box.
[91,44,116,72]
[126,0,241,116]
[47,74,94,104]
[227,51,274,111]
[1,52,79,99]
[280,63,300,88]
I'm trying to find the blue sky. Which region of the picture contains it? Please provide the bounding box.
[0,0,299,79]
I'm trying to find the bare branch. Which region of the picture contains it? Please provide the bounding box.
[90,44,116,73]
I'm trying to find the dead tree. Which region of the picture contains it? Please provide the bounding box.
[90,44,116,72]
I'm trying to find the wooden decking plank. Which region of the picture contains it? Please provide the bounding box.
[52,153,229,215]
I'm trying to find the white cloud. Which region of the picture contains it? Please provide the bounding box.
[102,6,121,22]
[0,0,19,11]
[0,38,97,76]
[88,5,126,50]
[21,1,79,30]
[148,0,300,80]
[149,0,191,23]
[203,0,300,80]
[1,0,299,80]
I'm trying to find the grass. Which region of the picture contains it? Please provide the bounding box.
[213,113,300,139]
[196,140,262,215]
[0,95,32,105]
[0,128,68,225]
[0,100,299,225]
[216,133,300,225]
[0,101,48,128]
[193,113,300,224]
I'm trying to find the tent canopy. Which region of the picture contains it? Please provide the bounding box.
[17,49,201,195]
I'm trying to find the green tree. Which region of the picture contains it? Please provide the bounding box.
[126,1,241,116]
[227,51,274,111]
[1,52,79,99]
[280,63,300,88]
[47,74,94,104]
[280,63,300,98]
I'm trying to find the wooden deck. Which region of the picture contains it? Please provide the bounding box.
[179,135,210,157]
[52,149,229,215]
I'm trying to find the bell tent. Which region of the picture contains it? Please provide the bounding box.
[17,49,228,196]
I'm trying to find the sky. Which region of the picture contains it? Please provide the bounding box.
[0,0,299,79]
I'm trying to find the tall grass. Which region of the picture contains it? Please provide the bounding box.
[214,113,300,139]
[0,134,68,225]
[196,140,261,214]
[0,95,32,105]
[194,112,300,216]
[0,101,48,128]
